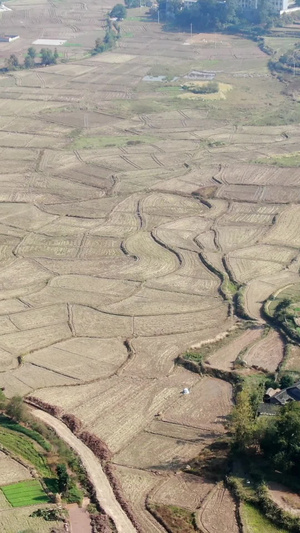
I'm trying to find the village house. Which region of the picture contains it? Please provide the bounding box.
[258,381,300,416]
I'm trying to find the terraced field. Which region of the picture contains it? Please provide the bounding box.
[0,0,299,531]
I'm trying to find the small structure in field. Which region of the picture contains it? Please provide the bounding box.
[182,387,190,395]
[33,39,66,46]
[0,34,19,42]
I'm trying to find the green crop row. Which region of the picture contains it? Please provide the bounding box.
[1,480,49,507]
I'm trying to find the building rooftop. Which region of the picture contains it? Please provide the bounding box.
[270,381,300,406]
[258,403,279,416]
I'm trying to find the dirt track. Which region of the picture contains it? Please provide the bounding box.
[31,408,137,533]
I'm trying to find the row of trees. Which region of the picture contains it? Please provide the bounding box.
[92,10,122,55]
[5,47,59,71]
[152,0,280,32]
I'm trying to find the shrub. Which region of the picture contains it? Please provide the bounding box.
[182,81,219,94]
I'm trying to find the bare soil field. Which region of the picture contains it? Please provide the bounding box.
[0,506,64,533]
[195,482,239,533]
[243,329,285,372]
[0,1,298,531]
[268,482,300,516]
[285,344,300,372]
[207,327,263,371]
[0,451,32,485]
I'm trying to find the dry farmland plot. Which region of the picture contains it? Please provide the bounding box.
[285,345,300,372]
[0,452,32,485]
[150,472,214,511]
[243,329,284,372]
[0,504,63,533]
[207,327,264,371]
[0,1,299,530]
[195,483,239,533]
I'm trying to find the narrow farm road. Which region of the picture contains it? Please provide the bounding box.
[31,408,137,533]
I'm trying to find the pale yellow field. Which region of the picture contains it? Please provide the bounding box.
[0,1,298,531]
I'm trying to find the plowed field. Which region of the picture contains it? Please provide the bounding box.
[0,1,299,531]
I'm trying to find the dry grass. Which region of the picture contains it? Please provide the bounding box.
[0,5,297,531]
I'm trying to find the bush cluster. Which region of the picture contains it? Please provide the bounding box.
[182,81,219,94]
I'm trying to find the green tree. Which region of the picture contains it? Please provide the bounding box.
[125,0,140,7]
[40,48,57,66]
[24,55,35,69]
[231,388,256,451]
[104,29,117,47]
[56,463,70,494]
[5,54,19,71]
[0,389,6,411]
[110,4,127,19]
[6,396,25,422]
[280,374,294,389]
[260,402,300,475]
[27,47,36,59]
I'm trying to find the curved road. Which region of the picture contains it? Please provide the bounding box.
[31,409,137,533]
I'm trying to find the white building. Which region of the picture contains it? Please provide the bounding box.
[183,0,289,14]
[183,0,197,8]
[238,0,289,13]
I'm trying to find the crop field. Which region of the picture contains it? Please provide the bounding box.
[0,503,63,533]
[0,0,298,530]
[0,451,32,485]
[241,502,289,533]
[1,480,48,507]
[243,330,284,372]
[195,482,239,533]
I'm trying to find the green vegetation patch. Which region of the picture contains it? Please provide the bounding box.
[0,428,51,478]
[63,42,83,47]
[182,81,219,94]
[250,102,300,127]
[241,502,289,533]
[267,284,300,316]
[255,152,300,168]
[264,37,299,56]
[1,480,49,507]
[264,285,300,343]
[70,134,157,150]
[156,86,182,93]
[0,415,51,451]
[149,504,197,533]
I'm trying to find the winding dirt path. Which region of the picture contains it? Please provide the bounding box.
[31,408,137,533]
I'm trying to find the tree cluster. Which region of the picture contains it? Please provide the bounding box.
[5,47,59,72]
[92,11,122,55]
[125,0,140,7]
[153,0,279,32]
[231,385,300,479]
[270,43,300,75]
[31,507,66,521]
[260,402,300,476]
[182,81,219,94]
[110,3,127,19]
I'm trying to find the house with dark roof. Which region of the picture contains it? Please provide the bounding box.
[258,381,300,417]
[257,403,279,417]
[268,381,300,406]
